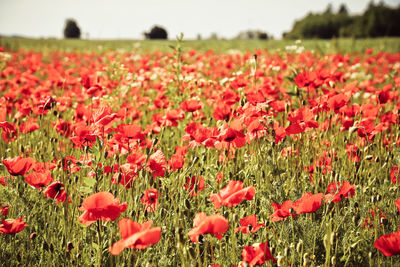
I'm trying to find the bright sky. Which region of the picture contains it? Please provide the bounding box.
[0,0,399,40]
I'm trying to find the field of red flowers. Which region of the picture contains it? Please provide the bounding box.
[0,41,400,266]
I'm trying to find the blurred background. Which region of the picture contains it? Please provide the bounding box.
[0,0,399,40]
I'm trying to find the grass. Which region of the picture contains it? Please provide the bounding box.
[1,37,400,53]
[0,37,399,266]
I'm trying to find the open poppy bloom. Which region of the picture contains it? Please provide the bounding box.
[235,215,265,234]
[25,170,53,188]
[148,150,167,178]
[218,127,246,148]
[188,212,229,242]
[292,193,323,214]
[115,124,145,142]
[3,156,35,176]
[141,188,159,212]
[109,218,161,255]
[268,200,296,222]
[0,217,27,234]
[324,181,355,203]
[374,227,400,256]
[78,192,127,226]
[184,176,205,196]
[241,242,277,266]
[210,180,255,209]
[44,181,69,204]
[180,99,203,112]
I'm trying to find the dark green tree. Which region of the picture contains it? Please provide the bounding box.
[144,26,168,39]
[63,19,81,39]
[284,1,400,39]
[338,4,349,15]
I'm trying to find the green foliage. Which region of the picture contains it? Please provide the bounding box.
[285,3,400,39]
[63,19,81,39]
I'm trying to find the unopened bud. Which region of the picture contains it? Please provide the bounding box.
[30,232,37,241]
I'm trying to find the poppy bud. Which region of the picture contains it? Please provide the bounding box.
[30,232,37,241]
[67,242,74,253]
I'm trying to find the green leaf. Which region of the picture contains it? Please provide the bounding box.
[83,177,96,187]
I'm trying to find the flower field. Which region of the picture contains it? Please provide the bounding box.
[0,39,400,266]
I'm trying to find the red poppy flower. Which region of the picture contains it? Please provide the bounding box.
[327,93,349,113]
[294,71,318,92]
[241,242,277,266]
[188,212,229,242]
[268,200,296,222]
[0,176,10,186]
[285,123,305,135]
[395,199,400,213]
[25,170,53,188]
[111,163,139,189]
[37,96,56,113]
[185,176,205,196]
[109,219,161,255]
[292,193,323,214]
[19,118,40,133]
[44,181,68,204]
[141,188,159,212]
[115,124,145,141]
[324,181,355,203]
[0,121,17,143]
[180,99,203,112]
[70,125,98,148]
[0,204,9,216]
[235,215,265,234]
[374,228,400,256]
[78,192,127,226]
[54,119,72,137]
[168,146,188,171]
[33,161,57,172]
[0,217,26,234]
[148,150,167,178]
[218,127,246,148]
[210,180,255,209]
[3,156,35,176]
[213,104,231,122]
[390,166,399,184]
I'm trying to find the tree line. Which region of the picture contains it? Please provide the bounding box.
[284,2,400,39]
[64,2,400,41]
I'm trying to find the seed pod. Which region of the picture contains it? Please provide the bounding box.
[323,234,328,248]
[330,232,335,245]
[296,239,303,253]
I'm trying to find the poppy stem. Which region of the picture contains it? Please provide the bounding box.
[96,220,103,267]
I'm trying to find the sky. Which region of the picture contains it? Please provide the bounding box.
[0,0,399,40]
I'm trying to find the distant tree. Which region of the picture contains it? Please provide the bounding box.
[258,32,269,40]
[235,30,269,40]
[324,3,333,14]
[284,1,400,39]
[209,33,219,40]
[144,26,168,39]
[63,19,81,39]
[338,4,349,15]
